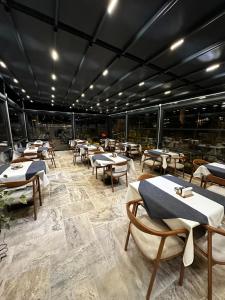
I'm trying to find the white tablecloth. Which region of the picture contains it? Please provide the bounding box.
[125,175,224,266]
[0,161,49,187]
[194,162,225,178]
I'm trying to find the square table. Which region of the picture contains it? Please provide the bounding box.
[142,149,183,169]
[0,161,49,187]
[125,174,225,266]
[194,162,225,180]
[90,153,136,176]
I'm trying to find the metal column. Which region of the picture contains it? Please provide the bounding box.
[22,101,28,141]
[125,111,128,142]
[156,104,163,148]
[4,99,14,148]
[72,112,75,139]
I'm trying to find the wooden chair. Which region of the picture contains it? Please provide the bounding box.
[12,157,33,163]
[22,152,40,160]
[203,174,225,196]
[73,147,81,165]
[138,174,155,181]
[167,156,187,178]
[189,159,208,185]
[103,161,128,192]
[125,199,188,299]
[1,175,42,220]
[108,140,116,151]
[40,148,56,168]
[142,153,162,173]
[195,224,225,300]
[127,144,140,159]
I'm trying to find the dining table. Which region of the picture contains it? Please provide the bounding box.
[194,162,225,180]
[142,149,183,169]
[90,152,136,176]
[0,160,49,187]
[125,174,225,267]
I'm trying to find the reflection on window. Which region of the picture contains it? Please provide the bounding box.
[162,102,225,162]
[9,107,25,141]
[76,116,107,141]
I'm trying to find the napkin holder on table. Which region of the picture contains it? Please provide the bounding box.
[175,187,193,198]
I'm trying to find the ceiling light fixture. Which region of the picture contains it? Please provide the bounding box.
[51,73,57,80]
[170,38,184,51]
[126,103,129,106]
[164,90,171,95]
[51,86,55,91]
[30,100,33,103]
[141,98,146,101]
[27,95,30,99]
[51,49,59,61]
[199,96,206,99]
[89,84,94,89]
[13,78,18,84]
[206,63,220,72]
[97,103,100,106]
[106,98,109,102]
[81,93,85,97]
[107,0,118,15]
[51,103,54,106]
[76,99,79,103]
[21,89,26,93]
[139,81,145,87]
[118,92,123,96]
[114,106,117,109]
[51,99,54,102]
[102,69,108,76]
[0,61,7,68]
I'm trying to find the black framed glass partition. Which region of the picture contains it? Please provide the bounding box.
[162,101,225,162]
[128,111,158,146]
[75,115,107,141]
[111,115,126,140]
[25,110,72,150]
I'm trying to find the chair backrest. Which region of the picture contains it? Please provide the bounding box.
[144,152,161,161]
[204,174,225,187]
[126,200,187,237]
[12,157,33,163]
[110,160,128,172]
[0,175,37,189]
[138,174,155,181]
[193,159,208,170]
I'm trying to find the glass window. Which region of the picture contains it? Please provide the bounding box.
[128,111,158,146]
[8,107,25,142]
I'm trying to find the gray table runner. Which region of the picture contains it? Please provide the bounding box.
[138,177,209,224]
[206,163,225,179]
[92,154,114,163]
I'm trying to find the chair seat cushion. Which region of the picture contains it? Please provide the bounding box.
[105,170,127,177]
[6,186,33,205]
[195,224,225,262]
[207,185,225,196]
[130,215,184,260]
[167,162,184,169]
[129,150,139,154]
[144,160,161,167]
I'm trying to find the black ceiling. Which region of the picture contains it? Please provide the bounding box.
[1,0,225,114]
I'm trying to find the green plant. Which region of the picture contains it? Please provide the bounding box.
[0,188,27,230]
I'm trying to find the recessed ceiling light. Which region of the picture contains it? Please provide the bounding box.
[206,64,220,72]
[51,94,55,98]
[72,103,75,106]
[126,103,129,106]
[69,106,72,109]
[27,95,30,99]
[21,89,26,93]
[102,69,108,76]
[141,98,146,101]
[0,61,7,69]
[114,106,117,109]
[51,86,55,91]
[106,98,109,102]
[170,38,184,51]
[76,99,79,103]
[81,93,85,97]
[97,103,100,106]
[118,92,123,96]
[51,103,54,106]
[199,96,206,99]
[164,90,171,95]
[51,73,57,80]
[89,84,94,89]
[30,100,33,103]
[139,81,145,87]
[51,99,54,102]
[51,49,59,61]
[13,78,18,84]
[107,0,118,15]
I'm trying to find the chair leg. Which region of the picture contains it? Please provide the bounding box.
[126,173,128,187]
[111,175,114,192]
[189,173,193,183]
[124,223,131,251]
[146,238,165,299]
[208,231,213,300]
[179,261,185,286]
[37,177,42,206]
[53,157,56,168]
[96,167,98,179]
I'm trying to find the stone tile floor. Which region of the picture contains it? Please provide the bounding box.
[0,151,224,300]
